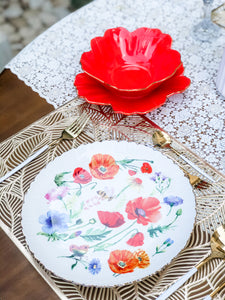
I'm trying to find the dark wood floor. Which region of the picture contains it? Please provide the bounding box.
[0,69,53,142]
[0,69,60,300]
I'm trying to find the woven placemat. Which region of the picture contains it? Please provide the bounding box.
[0,98,225,300]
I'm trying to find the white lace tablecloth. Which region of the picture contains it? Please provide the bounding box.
[6,0,225,173]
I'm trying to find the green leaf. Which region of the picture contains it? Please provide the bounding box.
[58,233,69,239]
[176,208,183,216]
[54,172,70,186]
[76,189,82,196]
[37,232,59,241]
[75,218,83,225]
[37,232,49,237]
[147,226,163,238]
[122,159,135,164]
[158,250,166,254]
[94,243,112,252]
[81,229,112,242]
[71,261,78,270]
[116,159,135,167]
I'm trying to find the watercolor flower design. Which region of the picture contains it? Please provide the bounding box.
[38,210,70,240]
[135,249,150,269]
[66,244,101,274]
[148,208,183,238]
[163,195,183,215]
[98,211,125,228]
[70,244,89,257]
[45,186,69,204]
[108,249,150,274]
[153,238,174,256]
[150,171,171,193]
[36,150,185,278]
[126,197,161,225]
[73,167,92,184]
[108,250,138,274]
[88,258,101,275]
[141,162,152,174]
[126,232,144,246]
[89,154,120,180]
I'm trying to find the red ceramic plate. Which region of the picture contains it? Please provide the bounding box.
[80,27,183,97]
[74,67,191,115]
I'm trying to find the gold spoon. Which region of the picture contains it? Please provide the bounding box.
[156,224,225,300]
[152,130,215,183]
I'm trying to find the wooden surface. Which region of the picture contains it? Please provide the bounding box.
[0,69,59,300]
[0,69,53,142]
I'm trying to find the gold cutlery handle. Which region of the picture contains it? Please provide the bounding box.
[210,281,225,298]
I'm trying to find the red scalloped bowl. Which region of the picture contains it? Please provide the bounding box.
[74,27,191,115]
[80,27,183,97]
[74,66,191,115]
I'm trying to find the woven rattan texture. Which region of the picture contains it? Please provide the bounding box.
[0,99,225,300]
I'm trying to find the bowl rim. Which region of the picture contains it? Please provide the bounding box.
[83,62,183,93]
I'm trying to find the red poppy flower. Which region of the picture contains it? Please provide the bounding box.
[126,232,144,247]
[125,197,161,225]
[73,167,92,184]
[108,249,138,274]
[97,211,125,228]
[89,154,119,180]
[141,162,152,174]
[134,249,150,269]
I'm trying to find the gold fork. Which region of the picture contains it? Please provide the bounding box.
[0,111,90,183]
[179,165,211,189]
[48,111,90,146]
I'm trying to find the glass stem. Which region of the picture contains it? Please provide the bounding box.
[203,0,212,21]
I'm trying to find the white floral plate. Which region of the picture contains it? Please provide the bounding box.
[22,141,196,287]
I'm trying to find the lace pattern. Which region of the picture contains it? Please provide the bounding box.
[6,0,225,173]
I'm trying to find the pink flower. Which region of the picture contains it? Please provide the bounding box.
[133,178,142,185]
[126,232,144,247]
[45,186,69,203]
[128,170,137,176]
[69,244,89,257]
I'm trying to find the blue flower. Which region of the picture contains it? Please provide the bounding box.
[163,195,183,207]
[88,258,101,275]
[163,238,174,246]
[39,210,70,234]
[150,176,156,182]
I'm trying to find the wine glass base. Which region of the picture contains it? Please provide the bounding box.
[193,19,220,42]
